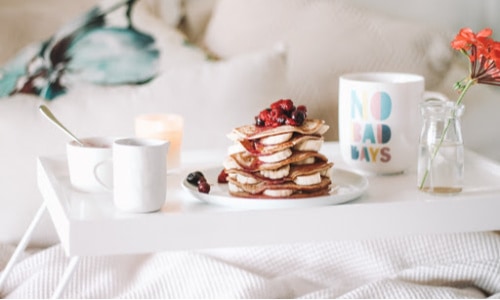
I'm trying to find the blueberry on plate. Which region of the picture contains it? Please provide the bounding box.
[186,171,205,186]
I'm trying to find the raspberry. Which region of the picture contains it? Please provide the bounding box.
[198,181,210,193]
[217,169,228,183]
[254,99,307,127]
[269,107,282,119]
[285,117,297,126]
[256,109,272,127]
[270,99,294,112]
[197,177,207,184]
[259,109,270,120]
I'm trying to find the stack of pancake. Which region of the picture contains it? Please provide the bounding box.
[223,118,334,198]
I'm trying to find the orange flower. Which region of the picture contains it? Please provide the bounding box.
[451,27,492,51]
[492,42,500,73]
[450,27,500,96]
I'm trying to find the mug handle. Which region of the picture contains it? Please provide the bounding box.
[94,159,113,191]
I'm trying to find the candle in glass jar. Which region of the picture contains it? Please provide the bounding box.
[135,114,184,170]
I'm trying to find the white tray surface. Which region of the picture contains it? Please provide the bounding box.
[37,143,500,256]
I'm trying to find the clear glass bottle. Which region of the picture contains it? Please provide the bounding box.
[417,98,464,194]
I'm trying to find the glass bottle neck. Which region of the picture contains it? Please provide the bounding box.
[420,98,464,119]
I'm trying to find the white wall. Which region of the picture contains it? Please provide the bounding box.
[349,0,500,37]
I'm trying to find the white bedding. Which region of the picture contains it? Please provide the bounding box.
[1,1,500,299]
[1,231,499,298]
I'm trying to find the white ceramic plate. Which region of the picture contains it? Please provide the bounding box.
[182,167,369,210]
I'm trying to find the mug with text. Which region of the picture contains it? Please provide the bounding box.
[338,72,446,174]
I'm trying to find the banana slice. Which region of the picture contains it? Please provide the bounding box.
[315,124,329,136]
[260,133,293,145]
[227,143,245,155]
[294,139,323,151]
[236,174,259,184]
[223,157,241,170]
[321,169,332,178]
[263,189,293,197]
[228,182,244,193]
[260,164,290,179]
[258,148,292,163]
[292,157,315,165]
[294,172,321,185]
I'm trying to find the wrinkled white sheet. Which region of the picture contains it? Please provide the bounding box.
[1,231,499,298]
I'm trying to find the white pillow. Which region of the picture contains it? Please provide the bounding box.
[201,0,454,141]
[0,45,287,247]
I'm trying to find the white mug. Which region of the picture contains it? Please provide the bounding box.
[96,138,170,213]
[66,137,115,192]
[338,72,446,174]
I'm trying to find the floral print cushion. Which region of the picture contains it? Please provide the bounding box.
[0,0,207,101]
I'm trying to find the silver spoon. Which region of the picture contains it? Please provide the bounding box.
[39,105,85,146]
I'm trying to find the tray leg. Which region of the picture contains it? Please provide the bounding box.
[0,202,47,290]
[51,256,80,299]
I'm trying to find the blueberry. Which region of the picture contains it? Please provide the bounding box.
[276,116,287,125]
[296,105,307,113]
[291,110,306,125]
[255,116,265,126]
[187,171,205,186]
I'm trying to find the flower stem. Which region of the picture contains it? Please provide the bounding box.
[456,78,475,106]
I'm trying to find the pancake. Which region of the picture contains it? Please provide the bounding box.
[228,176,332,199]
[222,99,334,198]
[224,150,330,171]
[228,119,329,141]
[237,135,324,155]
